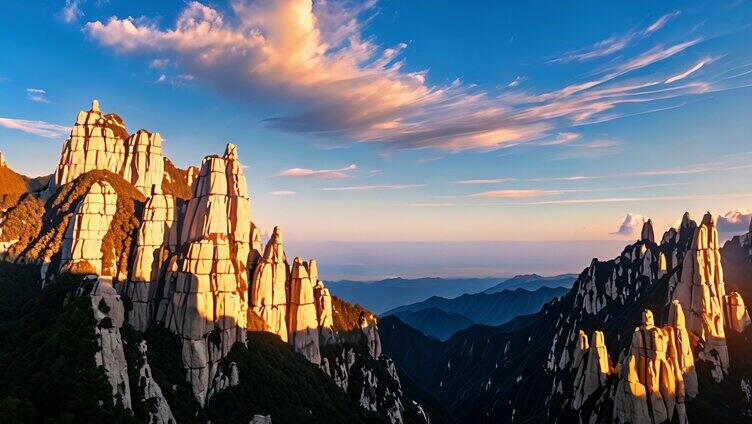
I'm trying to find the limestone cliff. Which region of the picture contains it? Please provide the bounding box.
[59,180,117,274]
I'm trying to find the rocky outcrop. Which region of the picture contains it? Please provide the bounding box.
[122,130,164,197]
[288,257,321,364]
[613,309,689,424]
[667,300,698,398]
[60,181,117,274]
[125,185,177,331]
[250,226,289,341]
[723,291,751,332]
[89,276,132,409]
[48,100,163,197]
[670,212,729,373]
[572,330,611,409]
[312,260,335,345]
[135,340,176,424]
[359,312,382,358]
[641,219,655,243]
[163,144,251,404]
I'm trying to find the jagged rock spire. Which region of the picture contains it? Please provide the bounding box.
[288,257,322,365]
[250,226,290,342]
[670,211,728,377]
[640,219,654,243]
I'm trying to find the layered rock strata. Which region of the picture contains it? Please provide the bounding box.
[163,144,251,404]
[59,181,117,274]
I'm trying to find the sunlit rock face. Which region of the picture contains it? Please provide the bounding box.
[122,130,164,197]
[359,312,383,358]
[310,259,336,345]
[250,226,290,342]
[572,330,611,410]
[613,309,689,424]
[59,180,117,274]
[48,100,163,197]
[125,184,177,331]
[288,257,322,364]
[670,212,729,372]
[163,143,251,404]
[723,291,751,332]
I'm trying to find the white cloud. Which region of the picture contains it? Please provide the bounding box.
[717,209,752,233]
[26,88,50,103]
[81,2,747,152]
[270,190,296,196]
[611,213,646,236]
[61,0,83,23]
[0,117,69,138]
[277,164,357,179]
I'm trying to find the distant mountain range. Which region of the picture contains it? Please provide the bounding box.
[327,274,575,314]
[385,286,569,331]
[391,308,476,341]
[482,273,577,293]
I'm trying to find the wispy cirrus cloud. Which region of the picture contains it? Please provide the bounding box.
[458,155,752,184]
[269,190,296,196]
[664,56,715,84]
[322,184,423,191]
[454,178,516,185]
[472,189,562,198]
[26,88,50,103]
[82,3,748,152]
[0,117,69,138]
[553,11,681,63]
[277,164,357,179]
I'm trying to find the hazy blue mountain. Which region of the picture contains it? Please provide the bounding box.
[384,286,568,326]
[391,307,476,341]
[327,277,504,313]
[482,273,577,293]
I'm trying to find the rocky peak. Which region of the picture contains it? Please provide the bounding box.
[641,219,655,243]
[288,257,322,364]
[59,180,118,274]
[48,100,161,197]
[250,225,290,341]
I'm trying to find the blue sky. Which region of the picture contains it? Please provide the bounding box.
[1,0,752,250]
